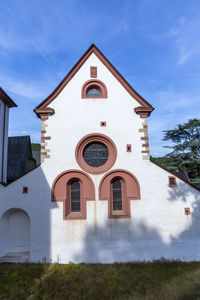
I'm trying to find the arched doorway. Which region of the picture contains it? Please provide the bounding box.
[0,208,30,257]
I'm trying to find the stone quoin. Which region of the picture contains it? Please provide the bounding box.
[0,44,200,263]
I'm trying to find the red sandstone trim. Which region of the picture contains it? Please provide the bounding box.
[99,169,141,219]
[141,150,149,153]
[75,133,117,174]
[34,107,55,119]
[34,44,153,111]
[126,144,132,152]
[52,169,95,220]
[90,66,97,78]
[41,117,48,121]
[81,79,108,98]
[185,208,190,215]
[41,152,47,155]
[134,107,154,118]
[169,176,177,187]
[41,136,51,140]
[141,137,148,140]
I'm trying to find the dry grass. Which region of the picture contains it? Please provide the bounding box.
[1,260,200,299]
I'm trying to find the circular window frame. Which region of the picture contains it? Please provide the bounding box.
[75,133,117,174]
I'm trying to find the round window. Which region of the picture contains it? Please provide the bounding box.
[83,142,109,167]
[75,133,117,174]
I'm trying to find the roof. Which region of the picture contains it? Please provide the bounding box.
[7,136,35,181]
[32,150,41,166]
[193,183,200,189]
[175,171,190,183]
[0,88,17,108]
[150,160,200,192]
[34,44,154,112]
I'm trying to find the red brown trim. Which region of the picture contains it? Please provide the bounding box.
[34,44,153,111]
[99,169,140,219]
[90,66,97,78]
[41,136,51,140]
[185,208,190,215]
[75,133,117,174]
[126,144,132,152]
[0,88,17,108]
[81,79,107,98]
[34,107,55,118]
[52,169,95,220]
[100,121,106,127]
[150,160,200,192]
[134,107,154,118]
[169,176,177,187]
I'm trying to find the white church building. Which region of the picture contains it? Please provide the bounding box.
[0,44,200,263]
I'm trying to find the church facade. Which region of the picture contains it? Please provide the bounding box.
[0,45,200,263]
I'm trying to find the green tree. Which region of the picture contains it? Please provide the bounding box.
[162,118,200,182]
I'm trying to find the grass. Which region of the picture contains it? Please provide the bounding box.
[31,143,41,151]
[1,260,200,299]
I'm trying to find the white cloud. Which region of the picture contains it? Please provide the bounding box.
[0,73,56,103]
[169,15,200,65]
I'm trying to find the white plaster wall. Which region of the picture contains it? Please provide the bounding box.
[0,52,200,263]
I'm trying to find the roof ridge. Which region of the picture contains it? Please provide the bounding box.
[34,44,153,112]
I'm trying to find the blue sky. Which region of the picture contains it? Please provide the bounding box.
[1,0,200,156]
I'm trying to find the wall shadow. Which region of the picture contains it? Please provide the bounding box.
[73,182,200,263]
[0,165,58,263]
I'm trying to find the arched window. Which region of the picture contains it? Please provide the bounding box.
[82,80,108,98]
[86,86,101,98]
[70,180,81,212]
[99,169,141,218]
[52,170,95,220]
[112,179,122,211]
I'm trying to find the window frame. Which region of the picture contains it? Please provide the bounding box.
[169,176,177,187]
[81,79,108,98]
[110,177,128,217]
[75,133,117,174]
[65,178,85,219]
[69,179,81,213]
[86,85,102,98]
[52,169,95,220]
[99,169,141,219]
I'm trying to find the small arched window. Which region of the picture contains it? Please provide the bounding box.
[86,86,101,98]
[112,179,122,211]
[70,180,81,212]
[82,80,108,98]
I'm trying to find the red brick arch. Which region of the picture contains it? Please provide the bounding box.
[99,169,140,218]
[81,79,108,98]
[52,170,95,220]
